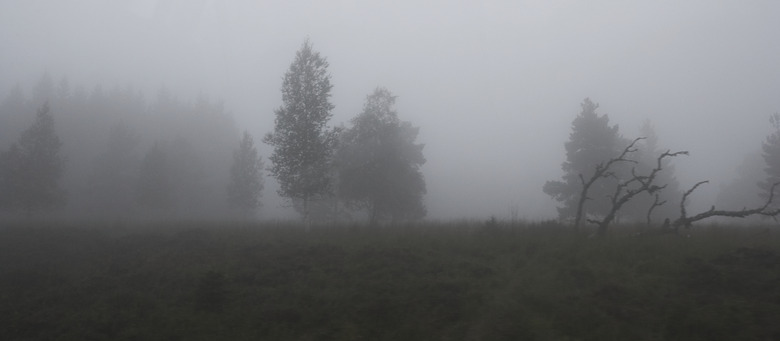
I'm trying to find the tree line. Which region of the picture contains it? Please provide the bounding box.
[0,76,239,220]
[7,40,778,230]
[0,39,427,224]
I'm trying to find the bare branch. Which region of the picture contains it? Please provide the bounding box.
[646,193,667,226]
[676,180,709,227]
[572,137,644,230]
[673,182,780,229]
[589,145,688,236]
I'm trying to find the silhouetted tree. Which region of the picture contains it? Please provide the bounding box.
[227,131,264,215]
[543,98,627,226]
[136,142,172,212]
[336,87,426,224]
[264,39,338,221]
[0,103,66,214]
[586,141,688,235]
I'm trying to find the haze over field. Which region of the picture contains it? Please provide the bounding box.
[1,0,779,220]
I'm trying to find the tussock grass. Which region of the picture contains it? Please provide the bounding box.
[1,220,779,340]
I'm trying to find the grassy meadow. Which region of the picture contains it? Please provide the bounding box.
[1,220,780,340]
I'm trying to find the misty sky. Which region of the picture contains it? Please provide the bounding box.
[2,0,779,220]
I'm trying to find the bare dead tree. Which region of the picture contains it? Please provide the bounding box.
[646,193,666,226]
[672,181,780,229]
[573,137,643,230]
[587,149,688,236]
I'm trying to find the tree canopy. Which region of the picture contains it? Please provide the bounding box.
[264,39,338,221]
[336,87,426,224]
[543,98,626,222]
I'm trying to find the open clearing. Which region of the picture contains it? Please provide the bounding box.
[2,221,779,340]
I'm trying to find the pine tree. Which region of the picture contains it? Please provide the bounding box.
[336,87,426,224]
[263,39,337,221]
[227,131,264,215]
[543,98,627,222]
[0,103,66,214]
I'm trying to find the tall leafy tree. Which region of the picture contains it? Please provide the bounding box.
[543,98,627,222]
[227,131,264,215]
[264,39,337,221]
[0,103,66,214]
[336,87,427,224]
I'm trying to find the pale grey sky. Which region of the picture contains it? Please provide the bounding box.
[1,0,779,219]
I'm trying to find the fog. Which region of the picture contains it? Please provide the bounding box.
[1,0,779,221]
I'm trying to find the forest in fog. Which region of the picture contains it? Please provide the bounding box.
[1,1,780,224]
[4,3,780,340]
[0,73,239,220]
[0,40,427,224]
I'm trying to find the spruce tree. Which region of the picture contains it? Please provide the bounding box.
[543,98,626,222]
[0,103,66,214]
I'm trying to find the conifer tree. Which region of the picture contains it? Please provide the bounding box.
[543,98,626,222]
[0,103,66,214]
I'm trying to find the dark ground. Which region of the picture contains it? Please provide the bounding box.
[1,221,779,340]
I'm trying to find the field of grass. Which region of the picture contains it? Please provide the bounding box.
[1,220,780,340]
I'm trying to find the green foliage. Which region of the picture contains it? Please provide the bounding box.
[2,222,780,340]
[264,39,337,220]
[337,87,427,223]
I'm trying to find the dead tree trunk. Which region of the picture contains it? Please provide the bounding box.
[573,138,643,230]
[672,182,780,229]
[646,194,666,226]
[588,149,688,236]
